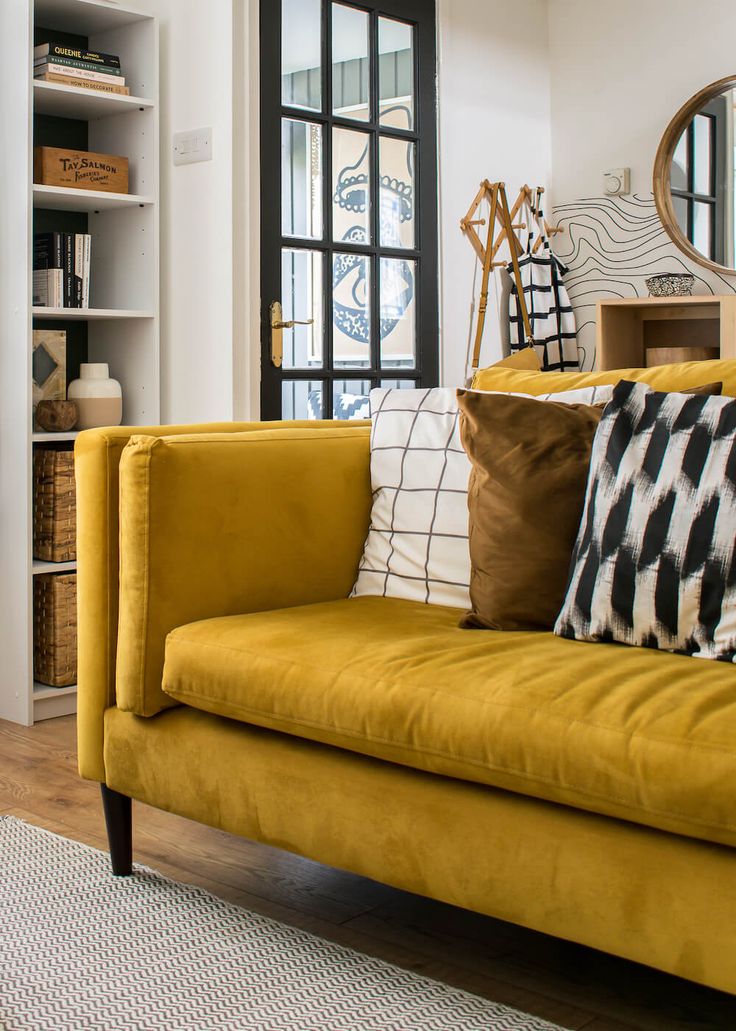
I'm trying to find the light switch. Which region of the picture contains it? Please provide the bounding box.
[173,128,212,166]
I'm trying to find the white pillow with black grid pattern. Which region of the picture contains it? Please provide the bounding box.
[351,383,615,608]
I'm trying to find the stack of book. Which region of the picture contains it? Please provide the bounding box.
[34,232,91,309]
[34,42,129,97]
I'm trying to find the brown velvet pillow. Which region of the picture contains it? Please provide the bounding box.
[457,381,724,632]
[457,389,604,631]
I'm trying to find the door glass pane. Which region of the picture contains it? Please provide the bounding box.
[673,194,689,236]
[381,378,415,388]
[332,3,369,121]
[282,0,322,111]
[333,252,371,368]
[281,248,324,369]
[332,127,371,245]
[380,257,415,368]
[671,130,688,191]
[693,201,712,256]
[333,378,371,419]
[693,114,712,195]
[380,137,415,248]
[282,380,323,419]
[379,18,414,130]
[282,119,323,239]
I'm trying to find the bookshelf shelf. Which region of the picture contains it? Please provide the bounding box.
[33,184,154,213]
[32,430,79,443]
[33,682,78,721]
[34,0,149,35]
[34,682,77,700]
[0,0,159,725]
[33,560,77,575]
[33,81,154,119]
[33,307,155,320]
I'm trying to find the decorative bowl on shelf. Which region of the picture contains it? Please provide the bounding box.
[645,272,695,297]
[34,400,78,433]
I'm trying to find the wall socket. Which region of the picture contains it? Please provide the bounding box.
[604,167,630,196]
[173,127,212,166]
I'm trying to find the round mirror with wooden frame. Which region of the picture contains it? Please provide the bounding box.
[654,75,736,276]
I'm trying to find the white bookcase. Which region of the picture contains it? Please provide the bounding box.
[0,0,159,724]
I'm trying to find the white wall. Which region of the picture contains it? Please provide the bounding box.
[547,0,736,369]
[148,0,236,424]
[549,0,736,204]
[437,0,551,386]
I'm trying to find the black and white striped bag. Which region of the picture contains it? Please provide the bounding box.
[508,197,579,372]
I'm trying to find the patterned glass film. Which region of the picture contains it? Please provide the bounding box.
[282,119,323,239]
[281,248,324,369]
[332,3,369,121]
[282,0,322,111]
[332,127,371,244]
[333,252,371,368]
[378,17,414,129]
[380,257,415,368]
[282,379,324,419]
[333,378,371,419]
[380,136,415,248]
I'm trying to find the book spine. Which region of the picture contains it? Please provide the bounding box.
[35,63,124,87]
[34,43,121,69]
[82,235,91,309]
[35,73,130,97]
[33,232,63,270]
[74,235,84,307]
[34,55,122,76]
[50,269,63,309]
[33,271,48,307]
[63,234,75,308]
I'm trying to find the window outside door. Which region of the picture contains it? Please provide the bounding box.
[260,0,438,419]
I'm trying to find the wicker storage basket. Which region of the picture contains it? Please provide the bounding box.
[34,573,77,687]
[33,447,76,562]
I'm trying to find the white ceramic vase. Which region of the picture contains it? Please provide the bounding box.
[67,363,123,429]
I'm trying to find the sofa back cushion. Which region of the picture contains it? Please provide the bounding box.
[116,428,372,716]
[472,357,736,398]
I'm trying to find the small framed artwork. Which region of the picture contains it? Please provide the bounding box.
[33,329,67,428]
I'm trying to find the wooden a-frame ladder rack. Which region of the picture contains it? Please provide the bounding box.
[460,181,564,370]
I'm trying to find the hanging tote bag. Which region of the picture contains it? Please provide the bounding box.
[508,194,579,372]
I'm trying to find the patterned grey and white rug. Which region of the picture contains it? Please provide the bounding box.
[0,817,565,1031]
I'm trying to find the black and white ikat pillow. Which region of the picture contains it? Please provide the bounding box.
[555,379,736,660]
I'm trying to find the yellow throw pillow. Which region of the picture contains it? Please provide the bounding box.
[490,348,541,371]
[472,357,736,398]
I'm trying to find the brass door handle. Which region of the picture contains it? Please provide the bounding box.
[270,301,314,368]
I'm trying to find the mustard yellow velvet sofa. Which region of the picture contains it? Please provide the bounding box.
[76,361,736,997]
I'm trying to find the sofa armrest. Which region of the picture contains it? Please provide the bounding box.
[76,419,368,782]
[114,427,372,722]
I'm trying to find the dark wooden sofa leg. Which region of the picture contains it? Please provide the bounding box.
[100,784,133,876]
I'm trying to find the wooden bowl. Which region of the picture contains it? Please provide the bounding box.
[35,400,78,432]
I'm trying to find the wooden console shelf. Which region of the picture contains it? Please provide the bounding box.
[596,296,736,370]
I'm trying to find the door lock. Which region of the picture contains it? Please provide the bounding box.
[270,301,314,368]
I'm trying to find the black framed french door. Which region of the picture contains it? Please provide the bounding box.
[260,0,438,420]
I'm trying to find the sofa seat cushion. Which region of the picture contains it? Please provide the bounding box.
[162,596,736,848]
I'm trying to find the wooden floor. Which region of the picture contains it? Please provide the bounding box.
[1,715,735,1031]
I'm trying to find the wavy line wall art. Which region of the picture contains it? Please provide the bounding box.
[552,193,736,370]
